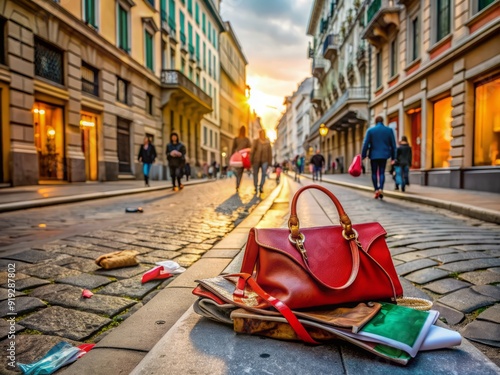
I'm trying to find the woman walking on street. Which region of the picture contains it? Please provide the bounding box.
[137,136,157,187]
[166,132,186,191]
[361,116,397,199]
[231,126,251,191]
[251,129,273,194]
[395,136,412,192]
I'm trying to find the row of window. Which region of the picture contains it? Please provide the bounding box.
[374,0,495,89]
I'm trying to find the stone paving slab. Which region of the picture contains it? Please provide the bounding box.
[21,264,81,280]
[0,334,81,375]
[11,277,51,291]
[56,274,112,289]
[50,246,106,260]
[395,258,439,276]
[432,251,500,264]
[0,319,24,340]
[454,245,500,251]
[423,278,472,294]
[62,259,102,273]
[202,249,240,259]
[31,284,136,317]
[462,320,500,347]
[19,306,111,341]
[460,270,500,285]
[58,347,147,375]
[439,258,500,273]
[472,285,500,299]
[433,302,465,325]
[438,288,497,313]
[410,239,500,250]
[0,288,23,301]
[405,268,449,284]
[175,253,202,266]
[98,275,161,300]
[478,305,500,324]
[93,264,149,279]
[0,296,46,317]
[0,249,53,263]
[143,249,180,258]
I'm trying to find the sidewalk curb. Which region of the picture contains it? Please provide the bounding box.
[60,182,286,375]
[0,179,213,213]
[306,175,500,225]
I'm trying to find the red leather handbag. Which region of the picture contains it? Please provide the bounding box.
[348,154,362,177]
[235,185,403,310]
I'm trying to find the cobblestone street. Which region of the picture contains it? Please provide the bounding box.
[0,177,274,374]
[293,178,500,366]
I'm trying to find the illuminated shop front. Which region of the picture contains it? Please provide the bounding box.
[80,112,98,181]
[33,102,65,181]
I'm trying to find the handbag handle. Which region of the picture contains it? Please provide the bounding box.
[288,184,355,240]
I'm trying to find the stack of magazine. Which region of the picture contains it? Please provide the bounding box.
[193,277,462,365]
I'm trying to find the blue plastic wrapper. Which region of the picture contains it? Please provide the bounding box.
[17,341,83,375]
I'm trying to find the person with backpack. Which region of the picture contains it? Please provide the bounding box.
[394,136,412,192]
[166,132,186,191]
[310,149,325,181]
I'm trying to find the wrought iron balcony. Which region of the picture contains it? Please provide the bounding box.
[362,0,401,47]
[312,58,328,78]
[322,34,340,62]
[161,70,212,112]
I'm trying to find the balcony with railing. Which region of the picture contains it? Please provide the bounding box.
[322,34,340,62]
[161,70,212,113]
[312,57,328,78]
[362,0,401,47]
[310,89,323,106]
[309,86,369,135]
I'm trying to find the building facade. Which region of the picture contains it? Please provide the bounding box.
[362,0,499,192]
[274,78,313,165]
[1,0,165,185]
[0,0,243,186]
[307,0,369,174]
[219,21,248,168]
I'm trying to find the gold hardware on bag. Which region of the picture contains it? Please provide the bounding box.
[288,233,308,262]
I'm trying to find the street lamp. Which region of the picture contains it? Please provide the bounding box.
[319,123,329,153]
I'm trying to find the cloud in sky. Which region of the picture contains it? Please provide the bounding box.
[220,0,312,128]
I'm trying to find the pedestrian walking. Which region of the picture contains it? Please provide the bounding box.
[395,136,412,192]
[274,163,282,185]
[293,155,301,182]
[251,129,273,194]
[361,116,397,199]
[184,162,191,182]
[166,132,186,191]
[137,136,157,187]
[310,149,325,181]
[231,126,252,191]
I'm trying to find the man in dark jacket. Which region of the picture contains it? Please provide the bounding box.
[138,136,157,187]
[310,149,325,181]
[166,132,186,191]
[395,136,412,192]
[361,116,397,199]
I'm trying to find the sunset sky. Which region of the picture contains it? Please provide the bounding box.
[220,0,312,132]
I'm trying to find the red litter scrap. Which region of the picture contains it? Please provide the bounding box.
[82,289,94,298]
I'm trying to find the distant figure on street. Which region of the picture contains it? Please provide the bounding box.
[137,136,157,187]
[251,129,273,194]
[394,136,412,192]
[310,149,325,181]
[274,163,282,185]
[184,162,191,182]
[166,132,186,191]
[231,126,251,191]
[361,116,397,199]
[335,157,344,174]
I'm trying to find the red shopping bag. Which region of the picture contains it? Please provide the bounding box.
[230,148,251,169]
[348,154,362,177]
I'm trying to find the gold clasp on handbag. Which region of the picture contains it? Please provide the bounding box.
[289,233,308,262]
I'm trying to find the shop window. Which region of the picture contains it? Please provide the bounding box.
[80,112,98,181]
[116,76,129,105]
[34,38,63,85]
[82,62,99,96]
[33,102,65,180]
[432,97,452,168]
[117,117,131,173]
[474,76,500,166]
